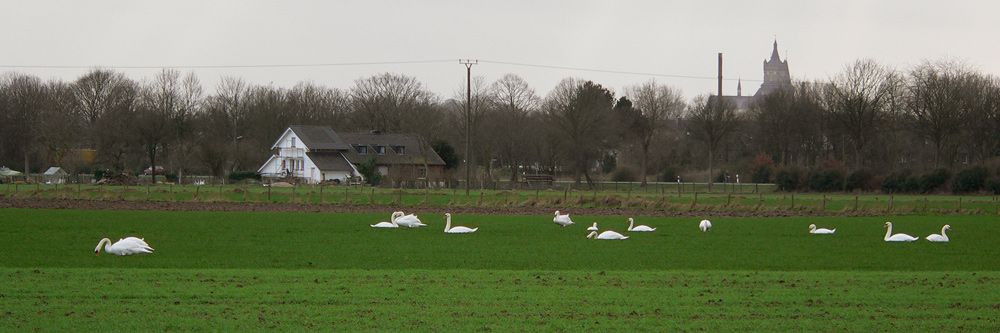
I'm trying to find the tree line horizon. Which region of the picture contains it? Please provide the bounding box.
[1,57,998,193]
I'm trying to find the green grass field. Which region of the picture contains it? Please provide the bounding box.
[2,208,999,330]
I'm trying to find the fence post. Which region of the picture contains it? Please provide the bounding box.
[958,197,962,211]
[370,187,374,204]
[822,194,826,211]
[146,185,150,201]
[243,183,248,202]
[888,195,893,211]
[855,195,859,211]
[791,194,795,209]
[195,186,200,199]
[318,185,323,203]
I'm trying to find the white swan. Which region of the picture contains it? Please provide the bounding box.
[587,222,599,231]
[371,211,403,228]
[926,224,951,242]
[586,230,629,240]
[395,211,426,228]
[553,211,574,227]
[444,213,478,234]
[94,237,154,256]
[808,223,836,234]
[884,222,919,242]
[626,218,656,232]
[699,219,712,232]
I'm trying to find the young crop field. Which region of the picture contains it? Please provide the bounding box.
[1,208,999,330]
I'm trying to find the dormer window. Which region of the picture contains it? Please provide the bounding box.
[373,145,387,155]
[353,144,368,154]
[393,146,405,155]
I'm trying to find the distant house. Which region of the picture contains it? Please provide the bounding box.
[257,125,446,185]
[43,167,68,184]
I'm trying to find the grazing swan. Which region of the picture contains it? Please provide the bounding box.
[587,222,599,231]
[626,218,656,232]
[699,219,712,232]
[371,211,403,228]
[884,222,919,242]
[444,213,478,234]
[808,224,836,234]
[94,237,154,256]
[586,230,629,240]
[553,211,575,227]
[926,224,951,242]
[395,211,426,228]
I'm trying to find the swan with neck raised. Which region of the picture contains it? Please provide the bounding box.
[699,219,712,232]
[586,230,629,240]
[926,224,951,242]
[808,224,836,234]
[626,218,656,232]
[371,211,403,228]
[94,237,154,256]
[884,222,919,242]
[553,211,574,227]
[444,213,478,234]
[394,211,426,228]
[587,222,599,231]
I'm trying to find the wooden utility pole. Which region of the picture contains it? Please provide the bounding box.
[460,59,478,195]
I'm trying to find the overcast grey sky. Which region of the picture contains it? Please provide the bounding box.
[3,1,998,102]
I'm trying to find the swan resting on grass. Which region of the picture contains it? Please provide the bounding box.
[626,218,656,232]
[587,222,599,231]
[394,211,427,228]
[553,211,575,227]
[586,230,629,240]
[371,211,404,228]
[926,225,951,242]
[444,213,478,234]
[808,224,836,234]
[699,219,712,232]
[94,237,154,256]
[884,222,919,242]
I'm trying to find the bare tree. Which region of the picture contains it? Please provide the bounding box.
[824,59,903,169]
[487,74,539,182]
[906,59,985,168]
[349,73,438,133]
[686,95,740,189]
[543,78,615,188]
[623,79,685,185]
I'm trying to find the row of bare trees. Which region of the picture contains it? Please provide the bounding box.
[1,57,998,188]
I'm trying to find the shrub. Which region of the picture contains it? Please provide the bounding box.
[228,171,261,182]
[94,169,107,180]
[845,169,873,192]
[881,170,913,193]
[919,168,951,194]
[601,154,617,174]
[986,178,1000,195]
[774,167,803,191]
[659,165,681,182]
[610,166,638,182]
[950,166,989,194]
[356,157,382,185]
[164,173,178,183]
[751,165,771,184]
[807,168,845,192]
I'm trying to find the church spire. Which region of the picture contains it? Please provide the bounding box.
[769,40,781,63]
[737,78,742,97]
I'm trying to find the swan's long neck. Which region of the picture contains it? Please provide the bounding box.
[627,219,634,231]
[941,226,949,239]
[95,238,111,254]
[391,212,400,226]
[445,214,452,232]
[884,224,892,241]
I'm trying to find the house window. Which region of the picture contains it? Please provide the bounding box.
[291,137,296,148]
[393,146,405,155]
[353,145,368,154]
[374,146,386,155]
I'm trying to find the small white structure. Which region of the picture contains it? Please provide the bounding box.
[43,167,69,184]
[257,126,362,185]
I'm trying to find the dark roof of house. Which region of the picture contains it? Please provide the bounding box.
[339,133,446,166]
[289,125,350,150]
[305,152,355,171]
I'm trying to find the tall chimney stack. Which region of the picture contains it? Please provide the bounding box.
[718,53,723,96]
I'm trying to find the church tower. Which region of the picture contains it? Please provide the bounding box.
[755,40,792,97]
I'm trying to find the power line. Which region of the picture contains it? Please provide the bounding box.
[0,58,762,83]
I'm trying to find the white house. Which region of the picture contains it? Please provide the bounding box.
[257,126,362,184]
[257,125,448,185]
